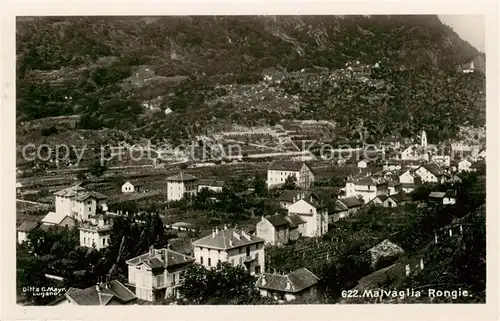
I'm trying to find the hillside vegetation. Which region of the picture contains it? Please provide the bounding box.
[16,15,485,145]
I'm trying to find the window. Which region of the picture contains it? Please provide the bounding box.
[239,247,242,254]
[246,247,250,256]
[103,239,106,246]
[200,256,204,264]
[255,266,261,274]
[83,237,86,244]
[218,259,221,264]
[172,273,176,284]
[255,253,259,260]
[239,257,242,265]
[208,258,211,266]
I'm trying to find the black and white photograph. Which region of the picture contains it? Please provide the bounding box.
[6,6,496,313]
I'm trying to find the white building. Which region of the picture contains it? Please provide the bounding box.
[197,178,225,193]
[343,175,389,204]
[17,221,40,244]
[277,190,319,209]
[121,181,143,193]
[267,161,315,189]
[166,172,198,201]
[126,247,195,301]
[383,160,402,172]
[286,197,328,238]
[443,191,457,205]
[414,164,444,183]
[457,159,472,172]
[192,227,265,276]
[41,212,76,228]
[357,159,372,169]
[432,155,451,167]
[79,215,113,250]
[255,268,320,302]
[53,185,108,222]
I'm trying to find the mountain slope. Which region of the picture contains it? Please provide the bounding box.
[16,15,485,145]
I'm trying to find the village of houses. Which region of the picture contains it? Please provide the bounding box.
[16,129,486,305]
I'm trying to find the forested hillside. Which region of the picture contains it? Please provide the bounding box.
[16,15,485,144]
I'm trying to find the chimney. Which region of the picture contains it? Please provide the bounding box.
[163,248,168,267]
[212,228,216,238]
[261,275,266,286]
[229,239,233,247]
[149,245,154,256]
[420,258,424,270]
[224,224,228,230]
[285,278,292,290]
[215,227,219,235]
[96,283,100,293]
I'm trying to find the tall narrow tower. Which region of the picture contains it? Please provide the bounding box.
[421,130,428,148]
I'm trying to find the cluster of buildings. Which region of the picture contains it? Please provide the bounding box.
[17,184,112,249]
[18,129,485,305]
[121,173,225,201]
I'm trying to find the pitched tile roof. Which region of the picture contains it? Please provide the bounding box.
[265,214,290,227]
[373,194,389,203]
[337,197,364,209]
[123,180,144,187]
[192,228,265,250]
[297,198,326,209]
[420,164,443,177]
[278,190,315,202]
[171,222,195,229]
[53,185,87,197]
[74,191,108,202]
[126,248,195,269]
[401,182,418,189]
[17,221,40,232]
[285,214,306,227]
[367,239,404,257]
[256,268,320,293]
[65,280,137,305]
[268,161,310,172]
[387,191,409,203]
[166,172,197,181]
[41,212,73,225]
[53,185,107,201]
[429,192,446,198]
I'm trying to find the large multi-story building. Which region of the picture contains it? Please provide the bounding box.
[256,214,305,246]
[166,172,198,201]
[126,247,195,301]
[343,175,389,203]
[192,227,265,276]
[53,185,108,222]
[79,215,113,250]
[287,197,328,238]
[266,161,315,189]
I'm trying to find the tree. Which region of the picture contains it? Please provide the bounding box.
[179,262,261,304]
[89,161,107,178]
[283,175,298,190]
[253,173,267,197]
